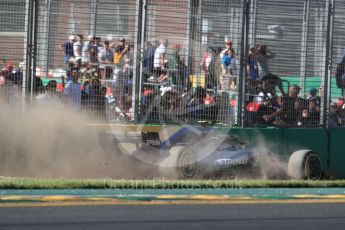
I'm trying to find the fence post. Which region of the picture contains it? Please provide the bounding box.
[238,0,250,127]
[248,0,257,48]
[90,0,97,35]
[42,0,52,79]
[323,0,335,128]
[134,0,144,122]
[25,0,38,102]
[299,0,310,97]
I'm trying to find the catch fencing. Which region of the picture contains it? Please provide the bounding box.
[1,0,345,128]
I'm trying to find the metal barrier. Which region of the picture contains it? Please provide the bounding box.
[1,0,345,128]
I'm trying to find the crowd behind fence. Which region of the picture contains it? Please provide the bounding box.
[2,0,345,128]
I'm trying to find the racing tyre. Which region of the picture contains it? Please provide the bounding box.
[288,150,322,180]
[158,147,201,179]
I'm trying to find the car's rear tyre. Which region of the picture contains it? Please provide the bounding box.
[158,147,201,179]
[288,150,322,180]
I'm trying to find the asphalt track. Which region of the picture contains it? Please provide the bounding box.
[0,202,345,230]
[1,188,345,229]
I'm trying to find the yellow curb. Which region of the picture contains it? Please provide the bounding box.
[156,195,183,199]
[40,196,81,201]
[0,196,39,201]
[189,195,227,200]
[294,194,345,199]
[1,199,345,208]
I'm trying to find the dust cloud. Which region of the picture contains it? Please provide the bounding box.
[252,134,289,179]
[0,97,289,180]
[0,100,157,179]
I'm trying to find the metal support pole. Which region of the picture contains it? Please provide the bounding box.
[25,0,34,99]
[91,0,97,35]
[237,0,250,127]
[198,0,203,77]
[133,0,144,122]
[22,0,30,101]
[187,0,192,76]
[187,0,201,77]
[248,0,257,48]
[31,0,38,100]
[323,0,334,128]
[43,0,52,77]
[300,0,310,97]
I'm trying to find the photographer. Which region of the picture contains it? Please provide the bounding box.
[255,45,284,95]
[112,38,130,67]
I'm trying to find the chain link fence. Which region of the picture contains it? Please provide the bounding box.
[1,0,345,128]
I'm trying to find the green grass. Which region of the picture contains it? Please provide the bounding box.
[0,178,345,189]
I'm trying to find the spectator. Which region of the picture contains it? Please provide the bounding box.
[123,58,133,78]
[60,35,75,72]
[257,96,279,123]
[255,45,284,95]
[263,84,301,126]
[88,78,106,116]
[81,35,95,66]
[36,80,61,105]
[187,86,206,108]
[150,39,167,83]
[35,76,44,95]
[2,62,22,87]
[229,48,238,90]
[161,90,179,116]
[98,40,114,79]
[328,102,344,127]
[90,40,99,64]
[307,87,321,105]
[89,36,102,73]
[94,36,103,53]
[143,41,157,81]
[112,38,129,67]
[81,80,90,109]
[122,58,134,111]
[308,100,320,125]
[296,109,314,126]
[246,47,259,95]
[73,34,83,64]
[219,38,233,90]
[220,38,233,76]
[335,56,345,96]
[63,69,82,110]
[112,70,127,111]
[247,47,259,81]
[166,43,186,87]
[200,47,216,89]
[1,62,22,105]
[2,62,12,84]
[255,45,274,79]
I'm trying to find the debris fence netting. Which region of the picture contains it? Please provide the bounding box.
[1,0,345,128]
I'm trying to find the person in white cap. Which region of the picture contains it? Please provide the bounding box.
[60,35,76,73]
[60,35,75,63]
[81,35,95,66]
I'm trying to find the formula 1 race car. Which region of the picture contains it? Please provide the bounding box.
[140,125,288,179]
[108,123,322,180]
